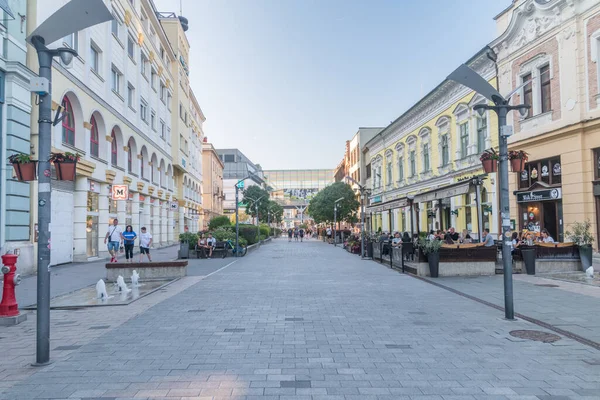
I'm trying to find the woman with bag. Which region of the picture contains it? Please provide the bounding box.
[122,225,137,263]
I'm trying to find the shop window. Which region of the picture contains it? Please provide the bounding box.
[61,97,75,146]
[87,192,99,212]
[595,148,600,180]
[519,156,561,189]
[90,116,99,157]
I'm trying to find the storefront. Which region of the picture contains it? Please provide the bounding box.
[593,149,600,248]
[366,197,408,234]
[86,182,100,258]
[515,156,563,241]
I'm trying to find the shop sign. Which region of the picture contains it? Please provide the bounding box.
[170,201,179,210]
[553,162,561,176]
[414,182,470,203]
[111,185,128,200]
[382,198,408,211]
[520,170,528,181]
[516,188,562,203]
[371,196,382,204]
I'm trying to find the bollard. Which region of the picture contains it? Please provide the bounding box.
[0,253,26,325]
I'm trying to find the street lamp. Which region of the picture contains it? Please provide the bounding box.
[345,176,371,259]
[234,174,256,257]
[26,0,113,366]
[245,194,267,245]
[333,197,344,247]
[447,62,531,320]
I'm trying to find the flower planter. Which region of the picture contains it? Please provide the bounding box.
[579,245,593,270]
[510,158,526,173]
[427,252,440,278]
[12,161,37,181]
[54,160,77,181]
[481,159,497,174]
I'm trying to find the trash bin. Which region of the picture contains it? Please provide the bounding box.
[365,241,373,258]
[179,241,190,259]
[521,248,536,275]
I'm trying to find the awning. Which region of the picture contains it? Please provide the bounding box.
[413,181,471,203]
[366,197,409,213]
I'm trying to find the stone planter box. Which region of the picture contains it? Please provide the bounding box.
[513,259,580,274]
[106,261,188,281]
[403,261,496,277]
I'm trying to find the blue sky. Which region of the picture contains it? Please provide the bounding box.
[154,0,505,170]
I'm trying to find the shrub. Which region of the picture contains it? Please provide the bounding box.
[419,238,443,254]
[566,220,594,247]
[239,225,259,245]
[259,224,270,237]
[208,215,231,230]
[179,232,199,249]
[212,227,247,246]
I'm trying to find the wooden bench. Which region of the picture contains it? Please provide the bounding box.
[212,241,228,258]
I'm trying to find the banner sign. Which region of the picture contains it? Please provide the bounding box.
[516,188,562,203]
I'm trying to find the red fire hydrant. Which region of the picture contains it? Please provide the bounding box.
[0,253,21,317]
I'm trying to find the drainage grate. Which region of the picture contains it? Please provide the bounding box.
[224,328,245,333]
[285,318,304,321]
[509,330,561,343]
[187,309,205,313]
[54,345,82,351]
[385,344,411,349]
[535,284,560,288]
[280,380,311,388]
[88,325,111,330]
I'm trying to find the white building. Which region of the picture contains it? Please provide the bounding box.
[27,0,180,264]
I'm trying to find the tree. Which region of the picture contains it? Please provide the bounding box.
[243,185,271,220]
[307,182,360,225]
[208,215,231,230]
[266,201,284,224]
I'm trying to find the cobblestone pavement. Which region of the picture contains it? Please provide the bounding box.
[418,274,600,345]
[1,239,599,399]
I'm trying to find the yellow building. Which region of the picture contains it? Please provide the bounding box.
[363,48,499,241]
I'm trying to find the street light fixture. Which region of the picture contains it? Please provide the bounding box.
[25,0,113,366]
[333,197,344,247]
[448,61,531,321]
[234,174,256,257]
[246,194,267,245]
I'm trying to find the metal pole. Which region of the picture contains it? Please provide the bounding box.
[361,189,365,259]
[33,37,53,366]
[333,205,337,247]
[235,185,239,257]
[256,201,260,244]
[497,105,514,320]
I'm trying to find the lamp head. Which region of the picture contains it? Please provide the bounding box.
[473,104,487,117]
[57,47,78,65]
[518,105,531,118]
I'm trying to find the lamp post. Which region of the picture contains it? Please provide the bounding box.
[448,62,530,320]
[26,0,112,366]
[234,174,255,257]
[333,197,344,247]
[345,176,371,259]
[245,194,266,245]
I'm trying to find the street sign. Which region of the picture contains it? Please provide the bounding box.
[111,185,128,200]
[236,180,245,189]
[238,202,247,207]
[169,201,179,210]
[500,125,513,137]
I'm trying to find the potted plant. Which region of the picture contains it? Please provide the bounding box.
[49,151,80,181]
[8,153,37,181]
[508,150,528,172]
[566,220,595,270]
[480,150,499,174]
[419,238,443,278]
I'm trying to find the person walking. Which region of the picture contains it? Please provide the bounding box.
[299,228,305,242]
[122,225,137,263]
[139,226,153,262]
[294,228,299,241]
[287,228,293,242]
[104,219,123,263]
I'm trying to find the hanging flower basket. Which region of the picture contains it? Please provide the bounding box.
[7,153,37,181]
[508,150,528,173]
[49,152,80,181]
[480,150,499,174]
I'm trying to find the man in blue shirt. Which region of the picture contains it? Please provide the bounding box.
[482,229,495,247]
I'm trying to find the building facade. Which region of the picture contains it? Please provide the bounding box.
[26,0,201,265]
[188,91,204,228]
[491,0,600,247]
[216,148,264,217]
[0,0,37,274]
[363,49,499,240]
[202,140,224,229]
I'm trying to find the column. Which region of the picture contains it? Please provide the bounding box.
[152,198,160,247]
[436,199,442,230]
[117,196,126,230]
[475,183,483,240]
[142,195,150,232]
[98,183,110,258]
[72,176,88,262]
[132,192,140,232]
[161,201,168,245]
[179,206,185,236]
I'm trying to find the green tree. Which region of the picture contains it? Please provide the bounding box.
[307,182,360,225]
[265,201,284,224]
[243,185,271,221]
[208,215,231,230]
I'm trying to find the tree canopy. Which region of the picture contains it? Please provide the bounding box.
[242,186,284,224]
[307,182,360,225]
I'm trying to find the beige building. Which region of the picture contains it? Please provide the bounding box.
[202,142,224,229]
[491,0,600,248]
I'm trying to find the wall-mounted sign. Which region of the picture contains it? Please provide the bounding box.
[111,185,128,200]
[516,188,562,203]
[170,201,179,210]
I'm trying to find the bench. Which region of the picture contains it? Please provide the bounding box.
[212,241,228,258]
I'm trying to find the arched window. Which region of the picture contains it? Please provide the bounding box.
[62,97,75,145]
[127,141,133,173]
[90,116,99,157]
[151,162,155,183]
[111,130,117,166]
[140,153,145,179]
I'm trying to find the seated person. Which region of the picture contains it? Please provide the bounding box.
[197,233,212,258]
[511,232,520,254]
[443,232,455,245]
[540,229,555,243]
[460,229,472,244]
[482,229,495,247]
[402,232,411,243]
[391,232,402,248]
[206,233,216,258]
[448,227,460,242]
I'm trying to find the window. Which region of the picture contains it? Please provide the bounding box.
[386,160,392,186]
[160,46,165,61]
[460,122,469,158]
[540,65,551,114]
[90,116,99,157]
[224,154,235,162]
[111,66,122,94]
[441,135,449,166]
[477,114,487,154]
[409,151,416,177]
[127,83,135,108]
[110,130,118,166]
[167,93,172,110]
[465,194,472,229]
[63,33,78,52]
[140,153,145,179]
[160,82,166,103]
[151,68,157,90]
[160,120,166,140]
[140,99,148,123]
[90,43,100,73]
[423,144,430,171]
[522,73,533,118]
[595,149,600,180]
[140,53,148,77]
[151,110,156,131]
[127,142,133,173]
[111,13,120,38]
[519,156,562,189]
[61,97,75,146]
[127,33,135,58]
[398,158,404,181]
